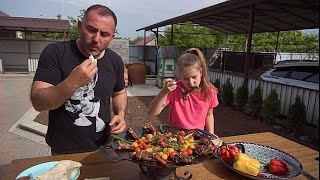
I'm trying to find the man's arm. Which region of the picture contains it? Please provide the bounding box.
[112,89,127,117]
[30,59,97,111]
[110,89,127,134]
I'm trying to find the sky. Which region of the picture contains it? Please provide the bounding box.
[0,0,226,39]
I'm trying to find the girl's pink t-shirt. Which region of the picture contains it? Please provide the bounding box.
[165,81,219,130]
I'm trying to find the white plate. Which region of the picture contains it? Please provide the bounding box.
[16,161,80,180]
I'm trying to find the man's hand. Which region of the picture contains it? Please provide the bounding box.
[66,59,98,88]
[109,115,126,134]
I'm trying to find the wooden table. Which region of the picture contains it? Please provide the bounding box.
[2,132,319,180]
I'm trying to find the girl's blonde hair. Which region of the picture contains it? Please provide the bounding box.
[177,48,215,100]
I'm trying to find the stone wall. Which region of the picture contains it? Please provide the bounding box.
[109,39,129,64]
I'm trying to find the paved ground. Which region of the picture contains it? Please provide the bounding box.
[0,75,51,176]
[0,74,160,177]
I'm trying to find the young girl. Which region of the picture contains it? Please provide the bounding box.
[148,48,219,134]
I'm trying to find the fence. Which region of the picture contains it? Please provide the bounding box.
[209,70,319,128]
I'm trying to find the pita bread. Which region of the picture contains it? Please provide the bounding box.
[35,160,82,180]
[89,54,97,63]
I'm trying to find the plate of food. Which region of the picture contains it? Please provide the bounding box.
[100,123,220,167]
[16,160,82,180]
[217,142,303,179]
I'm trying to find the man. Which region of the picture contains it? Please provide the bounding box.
[30,4,127,155]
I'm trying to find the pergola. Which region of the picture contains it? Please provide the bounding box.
[136,0,319,80]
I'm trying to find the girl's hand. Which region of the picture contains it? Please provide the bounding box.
[164,78,177,93]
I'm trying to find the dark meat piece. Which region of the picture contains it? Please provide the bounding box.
[127,127,140,140]
[194,144,215,156]
[131,151,153,161]
[115,141,133,150]
[173,155,192,164]
[143,122,156,135]
[198,137,209,145]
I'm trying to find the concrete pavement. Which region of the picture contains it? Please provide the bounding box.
[0,75,160,177]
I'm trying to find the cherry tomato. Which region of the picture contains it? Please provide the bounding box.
[181,151,189,156]
[169,151,177,159]
[132,142,138,148]
[167,132,173,136]
[187,149,193,155]
[138,143,143,149]
[134,147,141,153]
[179,148,187,153]
[156,131,162,136]
[161,154,168,160]
[178,131,186,136]
[178,138,184,144]
[157,136,165,143]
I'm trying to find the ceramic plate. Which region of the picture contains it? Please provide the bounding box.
[217,142,302,179]
[15,161,80,180]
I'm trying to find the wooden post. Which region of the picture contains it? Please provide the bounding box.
[244,4,255,84]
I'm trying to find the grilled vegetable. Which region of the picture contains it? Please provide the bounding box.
[268,159,289,175]
[219,144,240,162]
[233,153,261,176]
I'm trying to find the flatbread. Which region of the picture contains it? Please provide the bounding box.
[35,160,82,180]
[89,54,97,63]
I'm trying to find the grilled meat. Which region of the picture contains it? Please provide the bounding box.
[173,155,192,164]
[115,141,133,150]
[198,137,210,145]
[194,144,215,156]
[131,150,153,161]
[127,126,140,140]
[143,122,156,135]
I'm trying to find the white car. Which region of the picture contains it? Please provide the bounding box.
[260,60,319,90]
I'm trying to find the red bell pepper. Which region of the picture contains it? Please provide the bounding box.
[219,144,240,162]
[268,159,289,175]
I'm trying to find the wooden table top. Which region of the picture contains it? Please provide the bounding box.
[2,132,319,180]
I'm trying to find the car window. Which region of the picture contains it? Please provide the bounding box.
[305,73,319,84]
[290,66,319,81]
[270,67,293,77]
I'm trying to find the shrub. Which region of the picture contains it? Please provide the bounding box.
[145,64,151,75]
[222,78,234,106]
[287,96,307,133]
[262,89,280,123]
[212,79,222,101]
[246,83,263,117]
[235,83,249,112]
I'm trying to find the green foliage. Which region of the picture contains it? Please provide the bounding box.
[157,24,318,53]
[246,83,263,117]
[222,79,234,106]
[287,96,307,133]
[235,83,249,112]
[262,89,280,123]
[145,64,151,75]
[212,79,222,101]
[158,24,225,48]
[129,36,143,45]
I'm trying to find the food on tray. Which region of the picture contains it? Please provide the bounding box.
[89,54,97,63]
[268,159,289,175]
[112,123,217,166]
[232,153,261,176]
[35,160,82,180]
[219,144,240,162]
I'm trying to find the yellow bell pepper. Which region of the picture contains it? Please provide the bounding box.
[233,152,261,176]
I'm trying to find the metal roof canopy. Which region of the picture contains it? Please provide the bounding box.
[137,0,319,34]
[0,16,70,33]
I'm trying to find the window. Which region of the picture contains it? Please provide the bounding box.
[270,67,293,77]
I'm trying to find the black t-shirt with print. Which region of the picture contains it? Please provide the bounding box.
[33,40,125,154]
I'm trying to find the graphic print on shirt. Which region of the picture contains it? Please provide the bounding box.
[64,74,105,132]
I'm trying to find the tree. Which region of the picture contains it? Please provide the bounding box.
[157,24,318,54]
[129,36,143,45]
